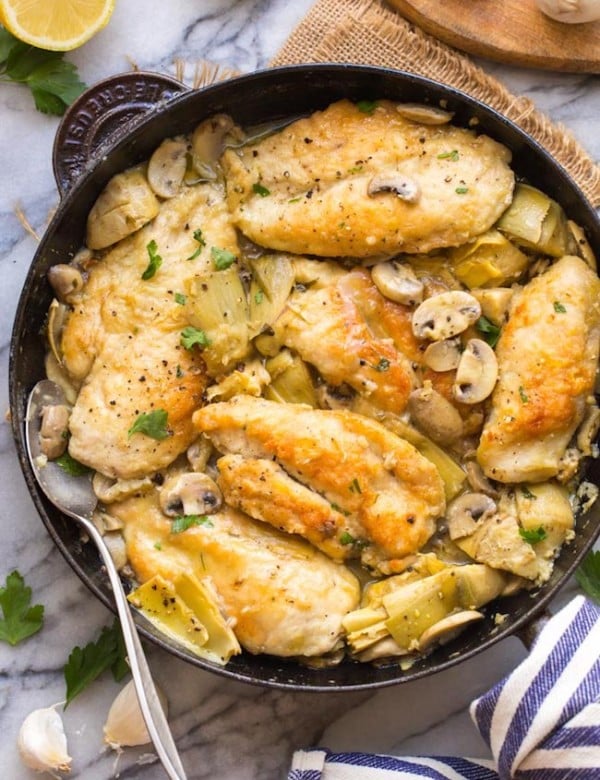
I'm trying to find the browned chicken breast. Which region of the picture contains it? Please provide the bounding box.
[193,396,446,562]
[221,99,514,257]
[61,184,239,479]
[114,491,361,657]
[477,255,600,483]
[274,267,419,414]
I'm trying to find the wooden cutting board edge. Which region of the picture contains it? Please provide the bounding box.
[387,0,600,73]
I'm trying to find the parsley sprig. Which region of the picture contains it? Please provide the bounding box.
[576,550,600,604]
[0,27,86,116]
[128,409,170,440]
[0,570,44,646]
[63,620,128,707]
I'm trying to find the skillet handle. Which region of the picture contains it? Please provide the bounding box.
[513,608,552,650]
[52,71,187,197]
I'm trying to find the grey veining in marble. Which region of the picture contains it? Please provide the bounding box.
[0,1,598,777]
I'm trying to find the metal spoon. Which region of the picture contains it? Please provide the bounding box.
[26,380,188,780]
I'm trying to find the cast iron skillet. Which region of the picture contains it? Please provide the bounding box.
[9,64,600,691]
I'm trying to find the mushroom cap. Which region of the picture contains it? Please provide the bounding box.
[147,137,188,199]
[453,338,499,404]
[159,471,223,517]
[371,260,424,306]
[412,291,481,341]
[446,491,497,540]
[418,609,484,651]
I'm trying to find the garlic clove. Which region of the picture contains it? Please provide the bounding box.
[17,705,72,773]
[103,679,168,750]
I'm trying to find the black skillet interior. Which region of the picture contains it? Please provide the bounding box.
[9,64,600,690]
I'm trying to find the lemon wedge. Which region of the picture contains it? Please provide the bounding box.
[0,0,115,51]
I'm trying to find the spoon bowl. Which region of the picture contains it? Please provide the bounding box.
[25,379,188,780]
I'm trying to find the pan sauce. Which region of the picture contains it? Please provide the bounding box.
[43,99,600,666]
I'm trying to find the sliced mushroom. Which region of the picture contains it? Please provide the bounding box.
[48,264,84,304]
[576,403,600,456]
[465,460,499,498]
[92,509,125,534]
[471,287,515,326]
[356,636,408,662]
[103,532,127,571]
[371,261,424,306]
[446,492,497,540]
[86,167,160,250]
[418,610,483,651]
[395,103,453,125]
[453,338,498,404]
[422,338,462,372]
[568,220,597,271]
[412,291,481,341]
[147,137,188,198]
[190,114,236,181]
[408,385,464,446]
[39,404,70,459]
[367,174,420,203]
[92,473,154,504]
[159,472,222,517]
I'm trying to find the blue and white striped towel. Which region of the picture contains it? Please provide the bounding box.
[289,595,600,779]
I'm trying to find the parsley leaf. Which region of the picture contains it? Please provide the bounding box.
[437,150,460,161]
[252,182,270,197]
[340,531,356,545]
[476,316,501,348]
[356,100,377,114]
[54,452,91,476]
[174,292,187,305]
[0,30,86,116]
[186,228,206,261]
[349,478,362,494]
[455,186,469,194]
[211,246,237,271]
[180,326,211,350]
[0,570,44,646]
[519,526,547,544]
[576,550,600,604]
[375,357,390,372]
[553,301,567,313]
[63,620,128,707]
[141,240,162,280]
[127,409,170,440]
[519,385,529,404]
[171,515,214,534]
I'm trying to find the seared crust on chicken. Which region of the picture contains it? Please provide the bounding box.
[274,268,419,414]
[221,99,514,257]
[477,255,600,483]
[62,184,238,479]
[193,396,446,560]
[115,491,360,657]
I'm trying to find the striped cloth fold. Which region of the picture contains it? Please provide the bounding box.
[289,596,600,780]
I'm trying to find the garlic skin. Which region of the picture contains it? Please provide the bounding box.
[537,0,600,23]
[17,705,72,773]
[103,679,168,749]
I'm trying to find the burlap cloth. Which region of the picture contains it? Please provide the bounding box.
[269,0,600,207]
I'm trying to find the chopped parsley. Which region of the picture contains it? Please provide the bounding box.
[519,526,547,544]
[0,570,44,646]
[455,186,469,194]
[54,452,91,476]
[331,502,351,517]
[349,478,362,494]
[127,409,170,440]
[518,385,529,404]
[476,316,501,348]
[171,515,214,534]
[174,292,187,305]
[356,100,377,114]
[339,531,369,549]
[180,326,211,350]
[252,182,270,197]
[211,246,237,270]
[141,239,162,280]
[521,486,537,500]
[186,228,206,261]
[437,150,460,161]
[375,357,391,372]
[154,542,163,551]
[553,301,567,313]
[254,290,264,305]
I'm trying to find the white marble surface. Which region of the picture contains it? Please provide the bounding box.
[0,1,598,778]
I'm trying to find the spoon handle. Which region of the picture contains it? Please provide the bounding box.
[82,515,188,780]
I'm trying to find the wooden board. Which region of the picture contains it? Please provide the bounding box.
[387,0,600,73]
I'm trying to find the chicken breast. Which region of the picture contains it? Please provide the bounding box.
[477,255,600,483]
[61,183,239,479]
[273,268,419,414]
[113,490,360,657]
[221,99,514,257]
[193,396,446,561]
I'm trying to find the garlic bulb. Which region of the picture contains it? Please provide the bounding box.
[103,679,168,749]
[17,705,72,773]
[537,0,600,23]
